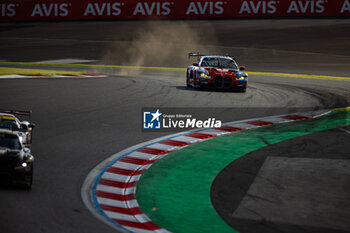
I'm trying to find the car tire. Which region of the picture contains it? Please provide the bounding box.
[24,165,33,190]
[186,69,191,87]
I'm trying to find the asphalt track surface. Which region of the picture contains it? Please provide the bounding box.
[212,123,350,233]
[0,19,350,233]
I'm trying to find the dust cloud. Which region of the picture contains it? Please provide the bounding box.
[97,21,218,76]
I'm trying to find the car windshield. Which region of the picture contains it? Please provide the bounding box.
[201,57,238,69]
[0,133,21,150]
[0,118,20,130]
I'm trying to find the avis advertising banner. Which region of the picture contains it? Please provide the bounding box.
[1,0,350,21]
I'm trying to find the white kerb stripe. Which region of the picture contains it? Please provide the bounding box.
[126,151,157,160]
[262,117,293,123]
[112,161,142,171]
[96,184,135,195]
[200,128,231,135]
[97,197,139,208]
[104,211,150,223]
[171,135,202,143]
[101,172,142,183]
[146,143,180,151]
[226,122,259,129]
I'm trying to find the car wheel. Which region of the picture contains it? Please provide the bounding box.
[186,77,191,87]
[186,69,191,87]
[24,165,33,190]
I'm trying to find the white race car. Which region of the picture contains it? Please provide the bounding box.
[0,110,35,147]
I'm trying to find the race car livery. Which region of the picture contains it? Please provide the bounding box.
[186,53,248,92]
[0,110,35,147]
[0,129,34,189]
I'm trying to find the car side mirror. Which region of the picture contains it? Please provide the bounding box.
[21,121,35,130]
[193,62,199,66]
[239,66,245,71]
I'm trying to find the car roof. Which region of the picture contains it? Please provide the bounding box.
[0,113,16,120]
[201,55,234,60]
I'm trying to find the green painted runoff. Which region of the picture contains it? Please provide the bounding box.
[136,109,349,233]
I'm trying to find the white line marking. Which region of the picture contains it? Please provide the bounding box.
[35,58,97,64]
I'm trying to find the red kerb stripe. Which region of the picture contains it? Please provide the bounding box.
[98,178,137,189]
[282,115,311,121]
[137,147,169,155]
[100,204,143,215]
[216,126,243,132]
[247,120,275,126]
[159,139,191,147]
[106,167,146,176]
[186,132,216,139]
[96,190,135,201]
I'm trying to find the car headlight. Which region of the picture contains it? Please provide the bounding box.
[14,162,29,170]
[235,76,246,80]
[199,72,211,79]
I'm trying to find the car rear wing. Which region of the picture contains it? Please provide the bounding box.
[188,53,207,61]
[188,52,207,58]
[188,53,236,61]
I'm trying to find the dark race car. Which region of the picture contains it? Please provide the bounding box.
[186,53,248,92]
[0,130,34,189]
